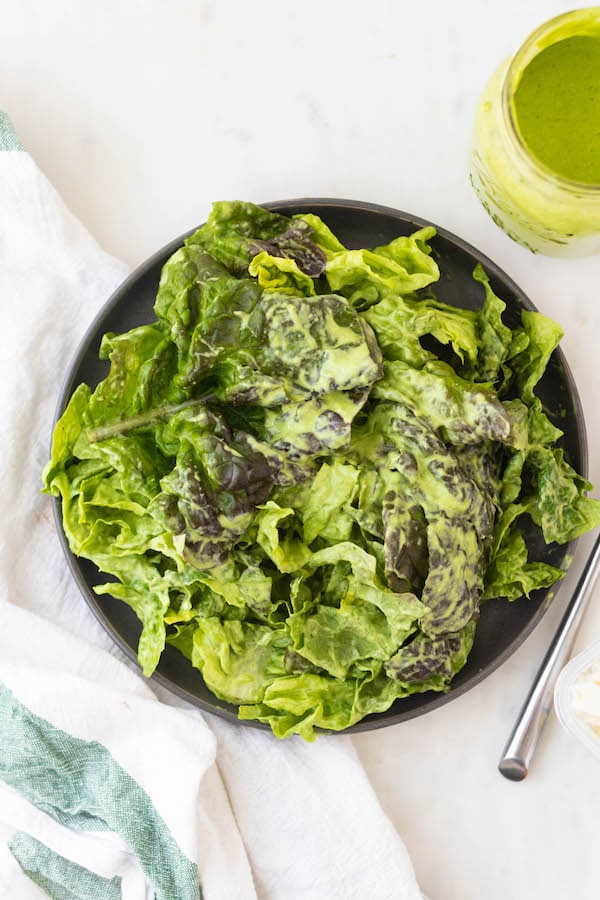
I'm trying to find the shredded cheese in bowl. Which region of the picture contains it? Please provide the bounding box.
[555,641,600,759]
[571,661,600,738]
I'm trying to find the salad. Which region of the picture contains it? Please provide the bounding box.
[43,201,600,740]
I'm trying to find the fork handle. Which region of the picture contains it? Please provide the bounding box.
[498,531,600,781]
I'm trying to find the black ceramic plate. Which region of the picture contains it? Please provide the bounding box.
[53,198,587,733]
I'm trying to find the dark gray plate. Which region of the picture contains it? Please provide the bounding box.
[52,198,587,733]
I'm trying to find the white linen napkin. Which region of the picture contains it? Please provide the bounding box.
[0,112,425,900]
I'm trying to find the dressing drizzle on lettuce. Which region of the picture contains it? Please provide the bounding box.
[43,201,600,740]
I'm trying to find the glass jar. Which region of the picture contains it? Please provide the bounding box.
[470,8,600,257]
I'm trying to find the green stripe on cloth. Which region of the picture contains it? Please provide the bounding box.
[0,682,201,900]
[0,111,24,150]
[9,832,123,900]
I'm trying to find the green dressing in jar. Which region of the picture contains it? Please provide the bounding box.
[471,9,600,256]
[513,34,600,184]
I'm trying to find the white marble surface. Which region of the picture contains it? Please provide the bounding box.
[2,1,600,897]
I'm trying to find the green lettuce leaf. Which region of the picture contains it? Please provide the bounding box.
[468,264,515,383]
[185,200,292,274]
[321,226,440,307]
[385,620,477,683]
[185,617,291,704]
[253,502,312,573]
[482,525,564,601]
[248,251,317,296]
[528,447,600,544]
[373,359,514,446]
[511,309,564,403]
[301,460,359,544]
[363,292,479,367]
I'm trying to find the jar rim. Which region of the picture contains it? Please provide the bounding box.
[501,7,600,194]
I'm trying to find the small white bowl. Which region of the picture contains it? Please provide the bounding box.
[554,638,600,761]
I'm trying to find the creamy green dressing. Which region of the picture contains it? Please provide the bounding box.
[512,34,600,184]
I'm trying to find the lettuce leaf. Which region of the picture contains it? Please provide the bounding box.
[373,359,514,446]
[316,226,440,307]
[247,218,327,278]
[185,200,292,274]
[363,292,479,367]
[248,251,317,296]
[301,461,359,544]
